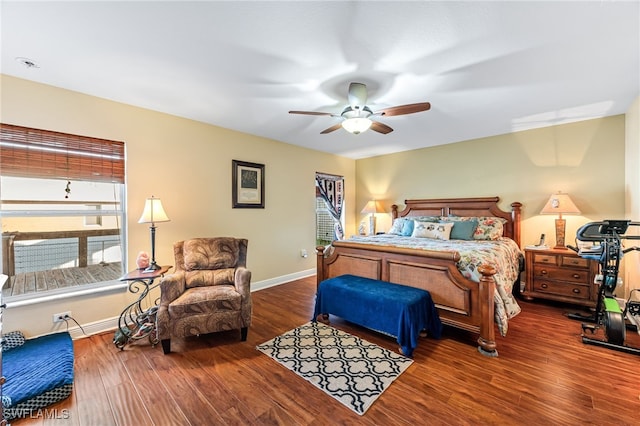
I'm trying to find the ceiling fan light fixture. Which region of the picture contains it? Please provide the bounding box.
[341,117,372,134]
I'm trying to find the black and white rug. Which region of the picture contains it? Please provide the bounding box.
[256,321,413,415]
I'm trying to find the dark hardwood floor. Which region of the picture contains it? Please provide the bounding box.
[11,276,640,425]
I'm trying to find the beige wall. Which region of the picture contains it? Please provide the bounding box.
[1,75,356,336]
[356,116,626,246]
[625,96,640,297]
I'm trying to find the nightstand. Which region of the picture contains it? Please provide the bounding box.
[523,247,598,307]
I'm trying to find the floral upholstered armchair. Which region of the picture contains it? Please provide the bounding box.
[156,237,252,354]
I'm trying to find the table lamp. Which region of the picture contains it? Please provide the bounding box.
[540,192,581,249]
[361,200,383,235]
[138,196,170,272]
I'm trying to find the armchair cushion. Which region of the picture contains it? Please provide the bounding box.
[183,238,241,270]
[169,285,242,315]
[185,268,235,288]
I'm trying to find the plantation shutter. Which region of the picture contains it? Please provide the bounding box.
[0,123,125,183]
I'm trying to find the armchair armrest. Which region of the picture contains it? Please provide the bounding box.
[234,267,252,297]
[159,271,187,305]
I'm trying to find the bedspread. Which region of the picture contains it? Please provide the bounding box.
[344,235,523,335]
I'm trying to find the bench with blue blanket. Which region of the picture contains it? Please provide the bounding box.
[313,274,442,357]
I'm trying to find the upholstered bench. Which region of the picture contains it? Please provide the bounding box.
[313,274,442,357]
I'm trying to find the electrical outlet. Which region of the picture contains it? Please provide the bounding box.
[300,249,308,258]
[52,311,71,323]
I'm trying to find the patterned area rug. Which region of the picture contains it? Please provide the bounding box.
[256,321,413,415]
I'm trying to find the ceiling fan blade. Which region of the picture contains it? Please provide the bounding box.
[289,110,335,116]
[348,82,367,109]
[376,102,431,117]
[320,123,343,134]
[370,121,394,134]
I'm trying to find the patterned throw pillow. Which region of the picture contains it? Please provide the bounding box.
[445,216,507,240]
[406,216,438,237]
[390,216,438,236]
[1,330,26,352]
[411,221,454,240]
[474,217,505,240]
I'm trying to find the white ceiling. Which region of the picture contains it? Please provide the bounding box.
[1,1,638,159]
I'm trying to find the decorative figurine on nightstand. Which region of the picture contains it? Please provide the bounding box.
[358,221,366,235]
[136,251,150,270]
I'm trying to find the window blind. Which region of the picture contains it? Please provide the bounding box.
[0,123,125,183]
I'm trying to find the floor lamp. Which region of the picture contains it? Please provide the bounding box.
[540,192,581,249]
[138,196,170,272]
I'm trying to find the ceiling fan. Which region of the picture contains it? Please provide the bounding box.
[289,82,431,135]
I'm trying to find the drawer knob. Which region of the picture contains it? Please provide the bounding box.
[573,288,581,294]
[541,270,548,275]
[541,283,548,289]
[573,274,580,279]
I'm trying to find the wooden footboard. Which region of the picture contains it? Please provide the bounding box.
[316,242,497,355]
[315,196,522,356]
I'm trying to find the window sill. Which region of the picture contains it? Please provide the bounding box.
[5,280,129,308]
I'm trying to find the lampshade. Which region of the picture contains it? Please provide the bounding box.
[361,200,384,215]
[540,192,581,217]
[342,117,372,134]
[138,196,170,224]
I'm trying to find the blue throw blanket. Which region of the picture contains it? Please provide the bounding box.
[313,274,442,357]
[3,332,74,412]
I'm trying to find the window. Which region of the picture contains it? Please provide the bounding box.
[0,123,127,304]
[315,173,344,245]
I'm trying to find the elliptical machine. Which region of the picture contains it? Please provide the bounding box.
[567,220,640,355]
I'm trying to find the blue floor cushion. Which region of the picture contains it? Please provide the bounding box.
[2,332,74,421]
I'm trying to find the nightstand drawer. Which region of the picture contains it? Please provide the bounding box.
[533,254,557,265]
[560,256,589,268]
[533,265,590,283]
[533,280,591,300]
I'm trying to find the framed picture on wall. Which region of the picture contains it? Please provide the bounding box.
[232,160,265,208]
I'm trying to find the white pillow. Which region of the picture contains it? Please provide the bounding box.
[388,218,406,235]
[411,221,454,240]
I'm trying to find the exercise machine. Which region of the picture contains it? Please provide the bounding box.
[567,219,640,355]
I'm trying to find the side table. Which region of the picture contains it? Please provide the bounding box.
[114,265,172,350]
[523,247,598,307]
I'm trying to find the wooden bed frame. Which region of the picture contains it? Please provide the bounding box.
[316,196,522,356]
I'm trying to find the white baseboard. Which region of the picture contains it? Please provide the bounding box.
[64,316,120,340]
[252,268,316,292]
[64,268,317,340]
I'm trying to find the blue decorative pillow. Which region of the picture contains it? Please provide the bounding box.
[401,219,415,236]
[446,219,478,240]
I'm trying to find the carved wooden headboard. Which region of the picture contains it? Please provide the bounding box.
[391,196,522,246]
